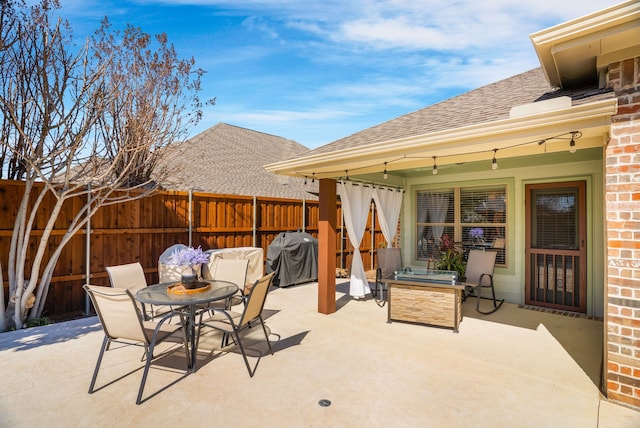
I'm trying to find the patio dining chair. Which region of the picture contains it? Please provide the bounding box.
[106,262,148,293]
[212,258,250,307]
[373,247,402,307]
[461,249,504,314]
[196,272,275,377]
[108,261,179,320]
[83,285,190,405]
[106,262,153,318]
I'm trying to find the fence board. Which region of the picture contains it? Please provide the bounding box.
[1,180,387,320]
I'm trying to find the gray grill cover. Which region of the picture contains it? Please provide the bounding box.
[266,232,318,287]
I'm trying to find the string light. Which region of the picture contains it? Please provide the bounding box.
[569,135,576,153]
[296,130,582,180]
[304,173,316,185]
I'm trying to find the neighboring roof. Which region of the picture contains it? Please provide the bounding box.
[159,123,317,200]
[306,67,613,157]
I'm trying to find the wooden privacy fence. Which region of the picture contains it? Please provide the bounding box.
[0,180,387,320]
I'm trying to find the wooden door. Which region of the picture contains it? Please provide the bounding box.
[525,182,587,313]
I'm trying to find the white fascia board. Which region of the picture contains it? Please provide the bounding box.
[265,98,617,178]
[530,1,640,87]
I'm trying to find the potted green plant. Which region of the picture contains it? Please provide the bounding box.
[434,235,466,280]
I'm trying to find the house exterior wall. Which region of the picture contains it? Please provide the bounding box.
[402,149,605,318]
[605,56,640,410]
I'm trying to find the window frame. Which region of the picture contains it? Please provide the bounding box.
[415,184,508,268]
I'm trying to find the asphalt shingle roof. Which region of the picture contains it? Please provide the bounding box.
[160,123,317,200]
[307,67,614,155]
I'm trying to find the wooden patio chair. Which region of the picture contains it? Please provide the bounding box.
[462,250,504,314]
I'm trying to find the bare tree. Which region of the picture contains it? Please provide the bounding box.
[0,0,209,330]
[0,0,26,180]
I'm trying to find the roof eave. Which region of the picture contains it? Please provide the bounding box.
[264,98,617,179]
[530,0,640,88]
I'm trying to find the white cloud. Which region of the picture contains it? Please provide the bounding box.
[219,107,359,124]
[57,0,620,149]
[339,17,457,50]
[241,15,281,40]
[324,0,616,52]
[196,104,365,147]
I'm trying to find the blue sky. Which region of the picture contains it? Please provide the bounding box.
[60,0,617,148]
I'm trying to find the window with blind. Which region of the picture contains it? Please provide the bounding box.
[416,185,507,266]
[530,188,578,250]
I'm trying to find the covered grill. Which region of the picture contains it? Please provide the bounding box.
[266,231,318,287]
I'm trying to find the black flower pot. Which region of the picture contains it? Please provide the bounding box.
[181,273,198,289]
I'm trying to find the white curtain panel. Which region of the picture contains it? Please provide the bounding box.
[372,187,403,248]
[338,181,373,298]
[428,193,449,245]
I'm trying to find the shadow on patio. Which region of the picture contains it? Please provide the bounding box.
[460,298,604,389]
[0,280,638,427]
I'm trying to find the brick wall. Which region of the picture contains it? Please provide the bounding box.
[605,56,640,409]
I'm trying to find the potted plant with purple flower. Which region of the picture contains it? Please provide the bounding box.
[469,227,484,243]
[167,246,210,288]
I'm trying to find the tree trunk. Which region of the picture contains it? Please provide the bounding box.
[0,261,5,332]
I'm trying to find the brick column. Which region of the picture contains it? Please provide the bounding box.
[605,57,640,409]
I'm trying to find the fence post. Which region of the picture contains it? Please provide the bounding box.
[188,189,193,247]
[302,198,306,232]
[84,183,91,315]
[252,195,257,247]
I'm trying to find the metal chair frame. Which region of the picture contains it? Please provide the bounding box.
[84,285,190,404]
[462,250,504,314]
[197,272,275,377]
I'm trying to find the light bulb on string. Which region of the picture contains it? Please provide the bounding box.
[383,162,388,179]
[569,137,576,153]
[492,149,498,170]
[432,156,438,175]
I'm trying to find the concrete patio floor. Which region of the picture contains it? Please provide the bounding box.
[1,280,639,427]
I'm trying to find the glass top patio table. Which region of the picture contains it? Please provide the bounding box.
[137,280,238,371]
[392,269,458,285]
[137,280,238,306]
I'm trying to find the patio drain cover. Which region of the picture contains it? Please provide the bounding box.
[318,399,331,407]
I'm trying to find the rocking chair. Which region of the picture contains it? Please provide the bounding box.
[462,250,504,314]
